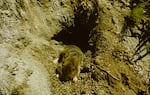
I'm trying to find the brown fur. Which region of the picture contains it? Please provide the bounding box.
[56,45,83,81]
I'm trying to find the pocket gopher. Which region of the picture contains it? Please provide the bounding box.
[56,45,84,82]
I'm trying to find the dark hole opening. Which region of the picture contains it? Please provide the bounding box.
[52,2,98,52]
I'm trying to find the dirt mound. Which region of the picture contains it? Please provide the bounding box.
[0,0,149,95]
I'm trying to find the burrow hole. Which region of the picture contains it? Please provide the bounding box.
[52,2,98,53]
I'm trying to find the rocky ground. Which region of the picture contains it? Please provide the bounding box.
[0,0,149,95]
